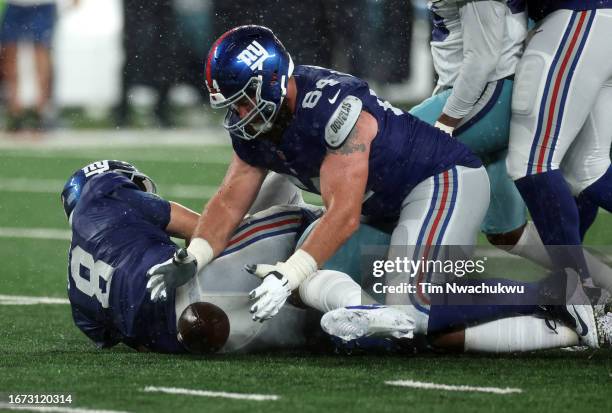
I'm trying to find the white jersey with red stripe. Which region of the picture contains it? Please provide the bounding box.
[507,8,612,190]
[174,205,318,353]
[429,0,527,90]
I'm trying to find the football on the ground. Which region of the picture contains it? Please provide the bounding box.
[177,302,230,354]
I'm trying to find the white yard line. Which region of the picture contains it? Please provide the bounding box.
[0,178,218,199]
[143,386,279,401]
[161,184,218,199]
[0,295,69,305]
[0,403,129,413]
[385,380,522,395]
[0,228,71,240]
[2,150,231,165]
[0,129,228,149]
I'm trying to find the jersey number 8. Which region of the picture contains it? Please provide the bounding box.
[69,246,114,308]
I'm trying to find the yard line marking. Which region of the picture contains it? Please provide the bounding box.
[143,386,279,401]
[163,184,218,199]
[385,380,522,394]
[2,150,231,165]
[0,294,69,305]
[0,227,71,240]
[0,128,228,148]
[0,403,129,413]
[0,178,218,199]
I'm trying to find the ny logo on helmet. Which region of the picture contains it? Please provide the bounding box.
[82,160,110,177]
[237,40,271,71]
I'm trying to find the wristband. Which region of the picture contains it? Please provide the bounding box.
[434,121,455,136]
[284,249,318,290]
[187,238,214,272]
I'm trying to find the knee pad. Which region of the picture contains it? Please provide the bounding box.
[505,149,526,181]
[512,53,547,116]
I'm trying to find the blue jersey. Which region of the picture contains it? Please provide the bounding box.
[527,0,612,21]
[67,173,182,353]
[231,65,480,218]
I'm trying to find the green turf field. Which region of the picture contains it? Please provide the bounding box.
[0,130,611,413]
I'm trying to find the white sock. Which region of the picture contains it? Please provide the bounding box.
[509,221,612,296]
[298,270,363,313]
[464,315,578,353]
[508,221,552,268]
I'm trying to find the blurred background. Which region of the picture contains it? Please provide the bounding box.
[0,0,433,133]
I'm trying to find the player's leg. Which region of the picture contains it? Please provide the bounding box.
[299,270,364,313]
[298,229,414,341]
[576,192,599,241]
[248,172,304,214]
[480,149,529,248]
[410,79,513,156]
[558,84,612,298]
[562,83,612,213]
[479,153,610,293]
[0,4,24,129]
[409,89,450,125]
[386,166,490,333]
[296,220,391,306]
[432,316,579,353]
[435,305,612,352]
[31,4,56,121]
[507,10,612,301]
[508,9,612,252]
[411,80,531,249]
[1,43,19,117]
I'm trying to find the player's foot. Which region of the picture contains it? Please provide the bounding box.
[550,305,599,348]
[320,305,414,342]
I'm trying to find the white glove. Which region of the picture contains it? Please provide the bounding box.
[245,249,318,321]
[247,270,292,322]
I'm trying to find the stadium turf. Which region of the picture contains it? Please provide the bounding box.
[0,132,611,413]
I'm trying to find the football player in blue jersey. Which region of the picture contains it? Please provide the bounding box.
[62,160,607,353]
[410,1,612,313]
[147,24,496,334]
[503,0,612,310]
[63,160,415,353]
[63,160,197,352]
[410,0,530,250]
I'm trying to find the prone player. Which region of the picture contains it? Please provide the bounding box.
[63,160,608,354]
[62,160,413,354]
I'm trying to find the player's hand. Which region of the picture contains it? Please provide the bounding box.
[245,264,292,322]
[146,248,198,302]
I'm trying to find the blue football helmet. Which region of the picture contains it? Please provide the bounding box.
[205,25,294,140]
[60,160,157,219]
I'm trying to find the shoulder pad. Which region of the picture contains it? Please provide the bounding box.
[324,95,362,149]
